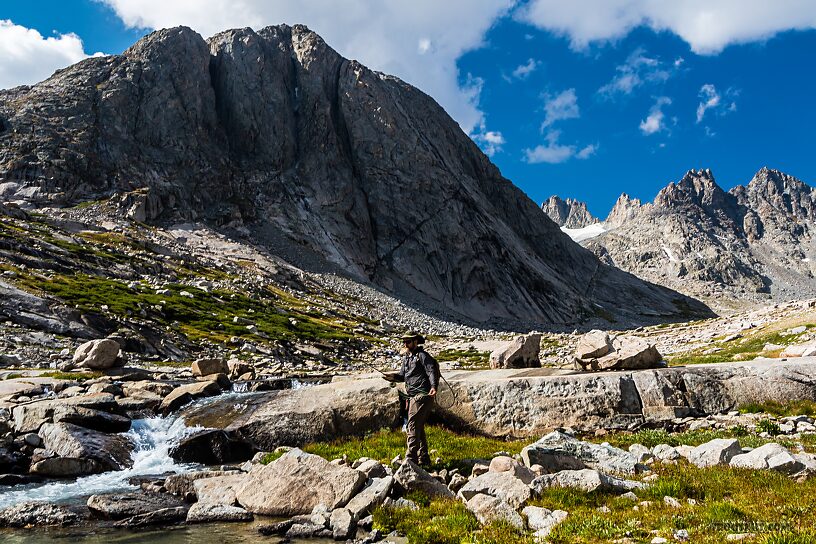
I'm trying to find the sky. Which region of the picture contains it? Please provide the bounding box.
[1,1,815,218]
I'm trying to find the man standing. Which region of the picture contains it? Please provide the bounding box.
[385,331,438,466]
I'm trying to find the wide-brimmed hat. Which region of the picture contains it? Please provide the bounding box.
[399,331,425,344]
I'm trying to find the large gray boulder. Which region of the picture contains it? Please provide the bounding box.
[531,469,644,494]
[73,339,121,369]
[575,330,612,360]
[522,506,568,538]
[345,476,393,518]
[394,459,454,499]
[465,494,524,529]
[575,334,662,371]
[490,334,542,369]
[457,471,532,508]
[186,503,252,523]
[235,448,366,516]
[729,443,805,474]
[12,393,118,433]
[521,431,643,475]
[687,439,742,468]
[87,493,186,520]
[0,502,80,527]
[191,358,228,377]
[38,422,132,473]
[181,377,400,450]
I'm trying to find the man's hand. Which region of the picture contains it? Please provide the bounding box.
[428,388,437,397]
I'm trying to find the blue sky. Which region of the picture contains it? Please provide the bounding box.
[1,1,815,218]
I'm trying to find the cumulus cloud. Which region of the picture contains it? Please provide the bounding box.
[696,83,737,123]
[598,48,675,97]
[524,130,596,164]
[511,57,539,79]
[100,0,514,135]
[0,20,95,89]
[640,96,672,135]
[516,0,816,54]
[541,88,580,129]
[472,127,506,156]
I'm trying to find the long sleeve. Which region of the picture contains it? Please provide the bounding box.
[394,356,406,382]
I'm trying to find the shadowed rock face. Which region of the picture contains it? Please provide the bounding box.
[0,25,710,326]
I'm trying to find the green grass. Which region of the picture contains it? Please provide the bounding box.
[740,400,816,418]
[541,463,816,543]
[668,326,815,366]
[261,425,527,472]
[594,427,806,452]
[35,370,103,381]
[435,347,490,367]
[14,272,366,344]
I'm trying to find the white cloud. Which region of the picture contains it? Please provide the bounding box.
[472,128,506,156]
[576,143,598,159]
[0,20,95,89]
[516,0,816,54]
[696,83,737,123]
[542,88,579,129]
[524,130,595,164]
[640,96,672,135]
[598,48,673,97]
[100,0,515,135]
[511,57,539,79]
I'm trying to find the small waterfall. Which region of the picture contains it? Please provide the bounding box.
[0,415,202,509]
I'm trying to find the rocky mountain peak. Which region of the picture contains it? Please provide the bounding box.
[541,196,598,228]
[654,168,731,211]
[0,24,710,326]
[605,193,643,227]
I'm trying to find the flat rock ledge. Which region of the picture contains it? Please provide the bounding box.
[190,358,816,449]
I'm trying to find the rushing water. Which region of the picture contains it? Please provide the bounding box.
[0,413,202,510]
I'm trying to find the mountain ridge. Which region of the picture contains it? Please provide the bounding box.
[544,167,816,307]
[0,24,711,326]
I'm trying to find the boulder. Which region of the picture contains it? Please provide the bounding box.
[235,448,366,516]
[0,502,80,527]
[345,476,393,518]
[687,439,742,468]
[531,469,644,494]
[191,358,228,377]
[164,470,238,498]
[169,429,254,464]
[522,506,568,537]
[180,378,400,451]
[393,459,454,499]
[39,422,132,473]
[193,473,246,505]
[112,507,188,527]
[330,507,355,540]
[73,339,121,369]
[521,431,643,475]
[87,493,186,520]
[575,330,612,360]
[122,381,175,397]
[652,444,681,461]
[12,393,118,433]
[597,336,662,371]
[457,471,532,508]
[729,443,805,474]
[186,503,252,523]
[30,456,100,477]
[490,334,542,369]
[159,380,221,414]
[52,405,131,433]
[465,494,524,529]
[488,455,536,484]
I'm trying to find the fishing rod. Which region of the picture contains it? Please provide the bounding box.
[357,360,458,410]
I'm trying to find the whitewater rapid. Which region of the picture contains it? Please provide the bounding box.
[0,415,202,509]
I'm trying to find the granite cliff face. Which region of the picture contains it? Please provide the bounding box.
[547,168,816,307]
[0,25,709,326]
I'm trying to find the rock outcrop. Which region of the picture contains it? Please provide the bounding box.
[0,24,710,327]
[489,334,541,369]
[541,196,599,228]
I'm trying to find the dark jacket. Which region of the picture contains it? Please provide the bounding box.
[396,348,439,396]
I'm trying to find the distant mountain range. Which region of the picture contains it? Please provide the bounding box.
[543,168,816,308]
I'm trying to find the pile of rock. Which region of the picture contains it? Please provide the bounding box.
[573,330,663,371]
